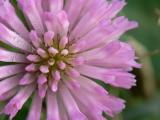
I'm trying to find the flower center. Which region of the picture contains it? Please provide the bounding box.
[24,31,84,91]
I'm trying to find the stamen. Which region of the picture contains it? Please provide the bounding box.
[52,71,61,81]
[27,54,41,62]
[48,47,59,56]
[38,74,47,85]
[39,65,49,74]
[48,59,55,66]
[51,80,59,92]
[57,61,66,70]
[37,48,48,58]
[25,64,38,72]
[61,49,69,56]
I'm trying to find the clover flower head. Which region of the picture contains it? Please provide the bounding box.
[0,0,140,119]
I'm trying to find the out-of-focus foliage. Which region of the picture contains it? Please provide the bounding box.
[124,0,160,80]
[119,0,160,120]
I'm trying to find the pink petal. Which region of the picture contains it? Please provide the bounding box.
[44,11,69,36]
[38,83,48,98]
[58,98,69,120]
[59,84,87,120]
[46,90,60,120]
[66,68,80,78]
[77,76,108,96]
[18,0,44,34]
[0,88,19,101]
[27,92,42,120]
[37,74,47,85]
[29,30,42,48]
[98,95,125,117]
[78,64,136,89]
[56,10,70,36]
[0,65,25,79]
[50,70,61,92]
[70,0,108,39]
[63,77,80,90]
[0,48,27,63]
[19,73,35,85]
[70,85,105,119]
[44,31,54,47]
[48,0,64,13]
[84,40,141,69]
[3,84,35,119]
[59,36,68,49]
[0,74,22,95]
[69,40,86,53]
[65,0,86,29]
[0,23,32,52]
[0,0,29,39]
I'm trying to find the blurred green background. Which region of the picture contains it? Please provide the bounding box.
[120,0,160,120]
[0,0,160,120]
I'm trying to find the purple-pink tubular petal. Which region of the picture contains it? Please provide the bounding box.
[3,84,35,119]
[27,92,42,120]
[0,48,27,63]
[0,65,25,79]
[0,23,32,52]
[47,90,60,120]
